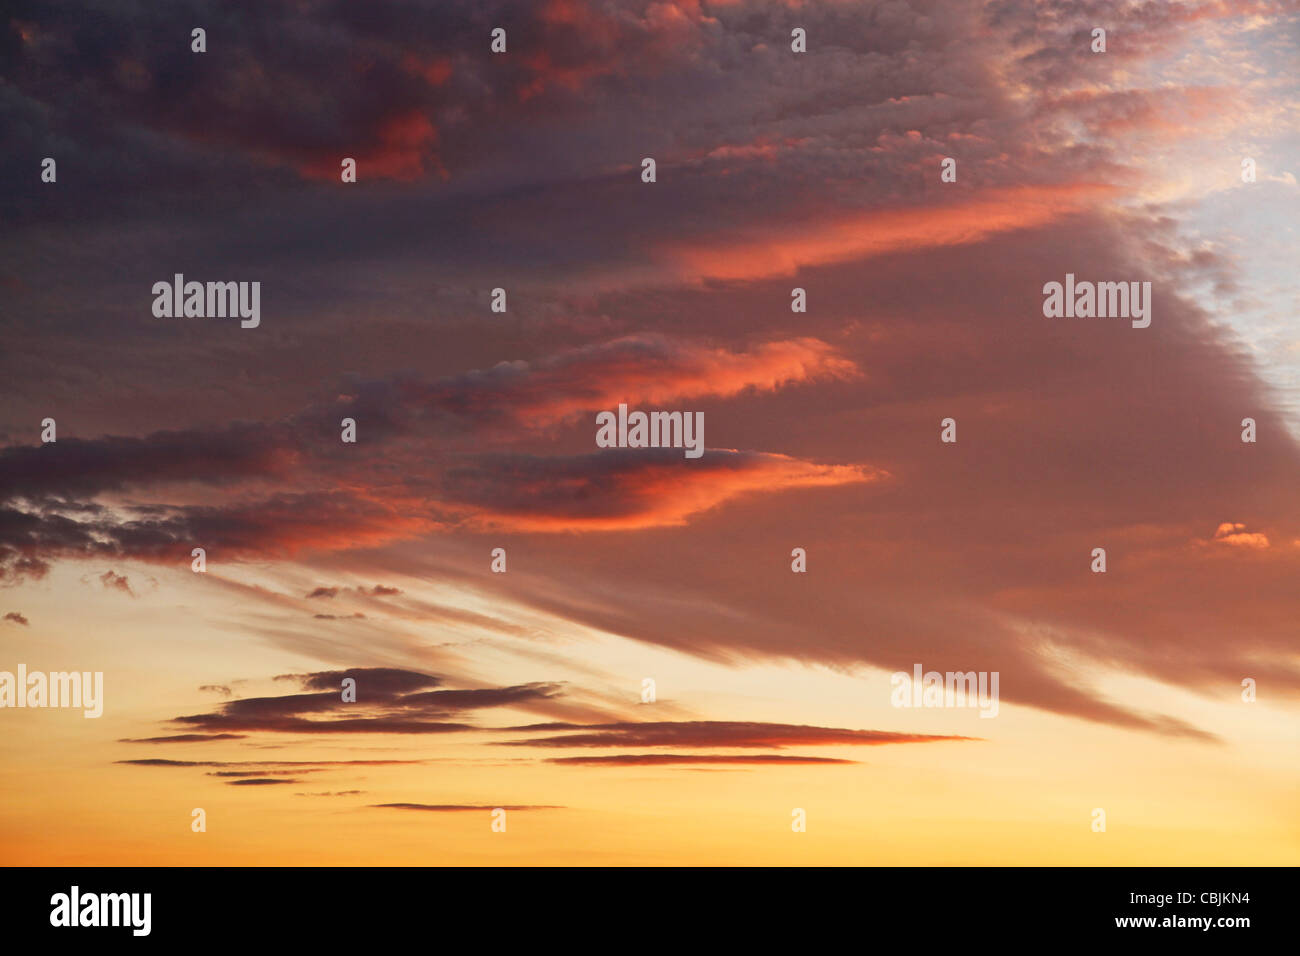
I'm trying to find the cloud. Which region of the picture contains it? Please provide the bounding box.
[117,758,427,767]
[226,778,300,786]
[438,449,883,531]
[0,335,876,578]
[401,334,860,428]
[370,803,563,812]
[546,753,859,766]
[0,425,296,502]
[503,721,977,749]
[143,669,560,737]
[207,770,320,778]
[295,791,365,797]
[173,714,474,735]
[660,184,1116,283]
[119,734,246,743]
[280,668,441,694]
[0,492,440,583]
[2,0,1296,750]
[114,675,971,805]
[1211,522,1270,549]
[98,570,134,596]
[3,611,28,626]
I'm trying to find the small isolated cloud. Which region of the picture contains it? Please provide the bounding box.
[99,570,134,595]
[198,684,233,698]
[1212,522,1270,549]
[3,611,28,626]
[306,587,339,599]
[368,585,402,596]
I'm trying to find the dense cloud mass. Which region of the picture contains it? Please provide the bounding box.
[2,0,1298,760]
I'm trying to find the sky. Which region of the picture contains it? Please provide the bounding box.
[1,0,1297,866]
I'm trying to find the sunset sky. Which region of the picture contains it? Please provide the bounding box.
[1,0,1297,866]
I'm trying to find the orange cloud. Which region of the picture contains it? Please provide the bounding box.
[515,336,860,423]
[664,183,1118,282]
[1211,522,1270,549]
[402,335,860,434]
[451,451,886,532]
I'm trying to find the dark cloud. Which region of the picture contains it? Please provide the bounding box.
[141,669,559,737]
[503,721,977,749]
[3,611,28,626]
[0,425,295,502]
[226,778,299,786]
[116,758,428,768]
[173,713,474,735]
[370,803,563,812]
[0,335,863,581]
[279,668,440,694]
[207,769,321,778]
[2,0,1295,747]
[546,754,859,766]
[400,684,565,710]
[119,734,246,743]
